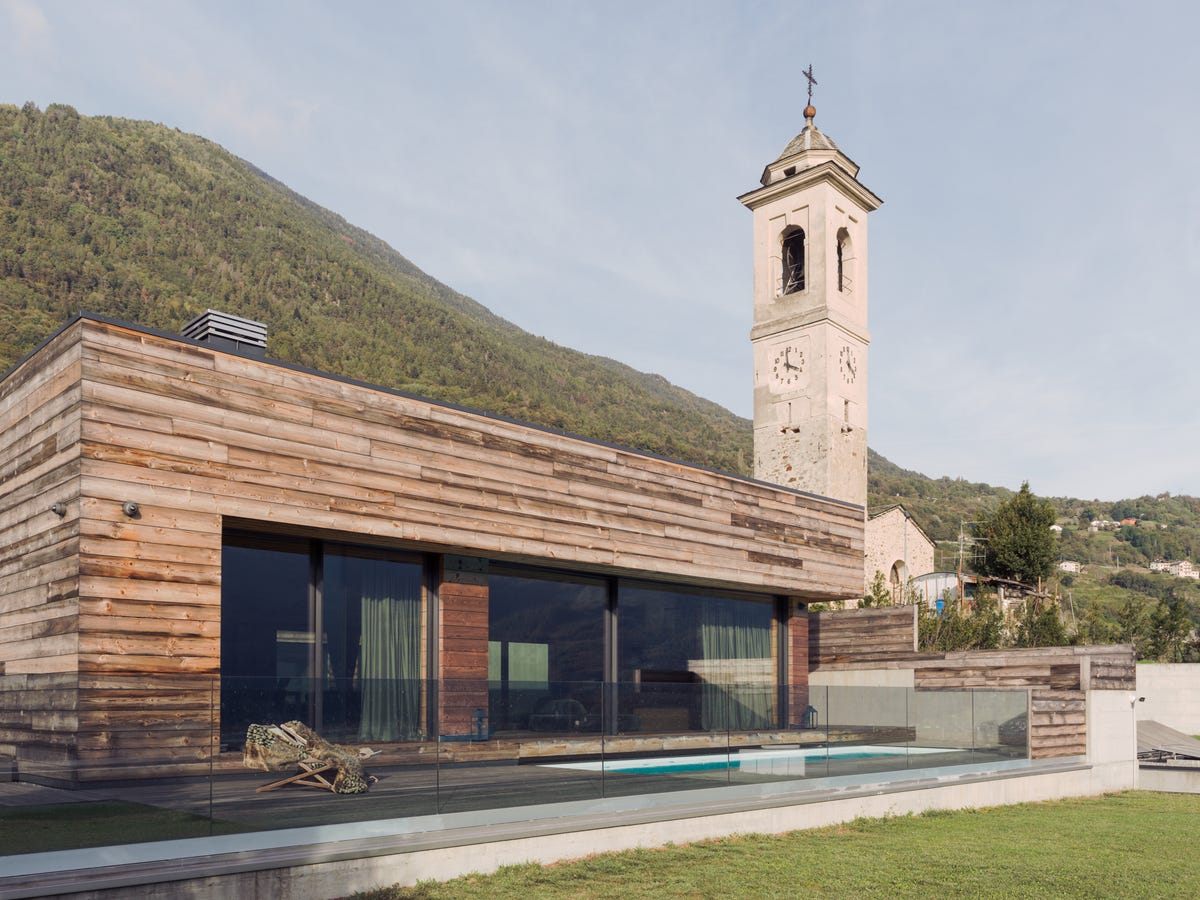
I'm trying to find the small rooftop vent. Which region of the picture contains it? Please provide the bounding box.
[181,310,267,359]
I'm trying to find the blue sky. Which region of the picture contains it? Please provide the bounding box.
[3,1,1198,501]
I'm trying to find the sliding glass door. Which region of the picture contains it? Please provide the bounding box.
[221,532,424,748]
[618,584,776,733]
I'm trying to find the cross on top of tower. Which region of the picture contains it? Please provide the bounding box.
[803,64,817,107]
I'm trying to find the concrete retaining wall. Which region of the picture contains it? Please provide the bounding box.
[1139,763,1200,794]
[1136,664,1200,735]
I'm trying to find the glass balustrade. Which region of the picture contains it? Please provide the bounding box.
[0,676,1031,863]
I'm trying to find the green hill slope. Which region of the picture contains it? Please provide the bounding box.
[0,102,750,473]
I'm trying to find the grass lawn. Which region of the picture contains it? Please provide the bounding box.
[0,801,247,856]
[353,791,1200,899]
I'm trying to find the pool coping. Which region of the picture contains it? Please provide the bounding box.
[0,756,1085,898]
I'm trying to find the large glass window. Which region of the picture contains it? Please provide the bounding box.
[618,584,776,732]
[325,545,423,742]
[487,568,606,735]
[221,534,311,746]
[220,532,423,748]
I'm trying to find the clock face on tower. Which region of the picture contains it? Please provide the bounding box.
[839,345,859,384]
[769,340,807,390]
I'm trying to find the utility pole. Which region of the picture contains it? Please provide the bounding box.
[956,522,982,611]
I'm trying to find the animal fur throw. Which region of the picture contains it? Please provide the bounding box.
[243,720,377,794]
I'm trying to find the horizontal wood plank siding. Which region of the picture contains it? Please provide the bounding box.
[0,329,83,770]
[438,565,489,738]
[808,606,918,667]
[75,319,864,601]
[787,603,810,726]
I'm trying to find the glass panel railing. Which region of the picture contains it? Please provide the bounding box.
[819,684,913,778]
[1,677,1033,863]
[908,685,979,770]
[1,675,233,857]
[974,689,1030,760]
[604,681,735,799]
[436,679,605,814]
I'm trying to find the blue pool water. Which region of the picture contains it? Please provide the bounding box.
[543,744,956,775]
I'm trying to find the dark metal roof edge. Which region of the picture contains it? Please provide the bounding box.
[0,312,87,385]
[50,311,863,512]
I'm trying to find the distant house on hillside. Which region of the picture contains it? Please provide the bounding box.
[1057,561,1082,574]
[1150,560,1199,580]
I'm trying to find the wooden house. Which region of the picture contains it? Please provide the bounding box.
[0,313,865,780]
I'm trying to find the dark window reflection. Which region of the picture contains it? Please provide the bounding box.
[488,569,606,735]
[618,585,775,732]
[220,534,311,746]
[220,533,422,748]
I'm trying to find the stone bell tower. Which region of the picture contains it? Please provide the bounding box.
[739,93,882,508]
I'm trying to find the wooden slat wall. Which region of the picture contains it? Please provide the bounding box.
[0,328,84,772]
[808,606,918,668]
[808,606,1136,758]
[75,319,864,599]
[439,561,489,737]
[787,602,810,726]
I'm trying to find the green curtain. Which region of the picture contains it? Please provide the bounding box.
[699,603,774,730]
[358,560,420,742]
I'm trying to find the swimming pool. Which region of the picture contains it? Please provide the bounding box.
[542,744,958,776]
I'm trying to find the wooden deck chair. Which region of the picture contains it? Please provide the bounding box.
[245,721,374,795]
[255,758,338,793]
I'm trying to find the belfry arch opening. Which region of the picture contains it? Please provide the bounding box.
[780,228,805,295]
[836,227,855,294]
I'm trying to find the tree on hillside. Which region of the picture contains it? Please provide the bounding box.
[1011,598,1070,648]
[977,482,1056,585]
[1147,598,1195,663]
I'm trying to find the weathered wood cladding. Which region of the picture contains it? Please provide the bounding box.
[808,606,1136,759]
[0,329,84,768]
[808,605,918,668]
[74,319,864,598]
[438,567,489,738]
[787,603,810,726]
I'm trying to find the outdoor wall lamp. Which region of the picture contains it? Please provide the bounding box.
[50,502,66,517]
[122,501,140,518]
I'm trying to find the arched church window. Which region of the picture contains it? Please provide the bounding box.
[781,229,805,294]
[836,227,854,294]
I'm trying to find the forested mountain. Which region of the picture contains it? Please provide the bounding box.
[3,101,1198,569]
[0,102,750,473]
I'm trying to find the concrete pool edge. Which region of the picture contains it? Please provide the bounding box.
[0,756,1096,899]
